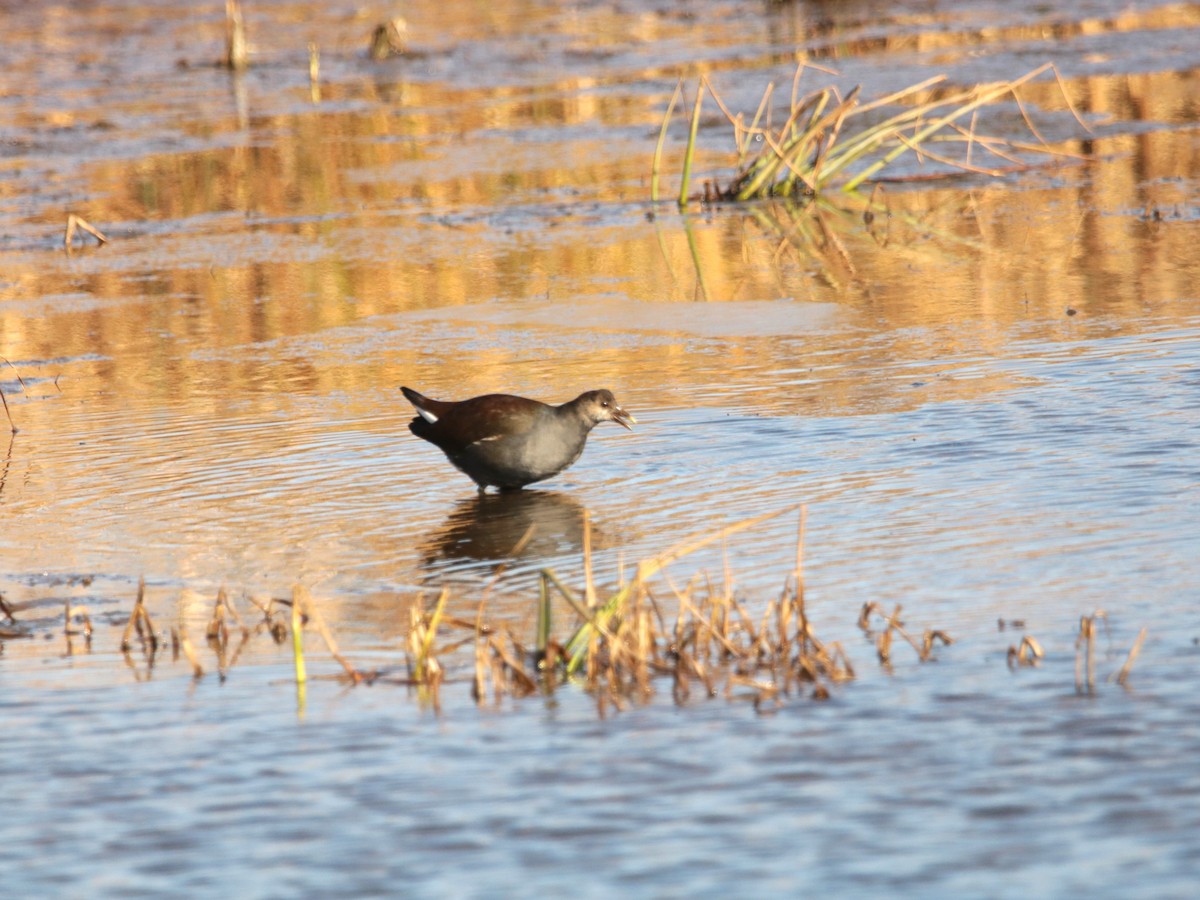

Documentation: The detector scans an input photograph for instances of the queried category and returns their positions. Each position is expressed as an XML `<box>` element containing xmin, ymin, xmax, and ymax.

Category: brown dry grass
<box><xmin>0</xmin><ymin>506</ymin><xmax>1158</xmax><ymax>710</ymax></box>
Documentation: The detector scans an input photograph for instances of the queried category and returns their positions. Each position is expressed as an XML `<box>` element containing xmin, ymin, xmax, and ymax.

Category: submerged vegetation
<box><xmin>654</xmin><ymin>62</ymin><xmax>1089</xmax><ymax>207</ymax></box>
<box><xmin>0</xmin><ymin>506</ymin><xmax>1150</xmax><ymax>715</ymax></box>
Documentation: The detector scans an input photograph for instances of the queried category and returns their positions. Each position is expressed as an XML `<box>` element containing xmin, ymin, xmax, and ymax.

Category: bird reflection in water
<box><xmin>419</xmin><ymin>490</ymin><xmax>612</xmax><ymax>580</ymax></box>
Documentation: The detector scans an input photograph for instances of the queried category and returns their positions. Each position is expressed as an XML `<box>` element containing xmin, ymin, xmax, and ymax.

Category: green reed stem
<box><xmin>678</xmin><ymin>82</ymin><xmax>705</xmax><ymax>209</ymax></box>
<box><xmin>291</xmin><ymin>586</ymin><xmax>307</xmax><ymax>685</ymax></box>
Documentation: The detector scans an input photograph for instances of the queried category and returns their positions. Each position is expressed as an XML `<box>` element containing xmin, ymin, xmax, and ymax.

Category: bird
<box><xmin>400</xmin><ymin>386</ymin><xmax>636</xmax><ymax>492</ymax></box>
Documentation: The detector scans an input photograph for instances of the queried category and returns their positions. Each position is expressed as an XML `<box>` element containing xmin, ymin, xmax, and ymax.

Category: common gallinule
<box><xmin>401</xmin><ymin>386</ymin><xmax>636</xmax><ymax>492</ymax></box>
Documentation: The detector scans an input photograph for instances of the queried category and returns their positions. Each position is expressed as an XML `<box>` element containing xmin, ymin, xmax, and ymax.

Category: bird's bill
<box><xmin>613</xmin><ymin>406</ymin><xmax>637</xmax><ymax>430</ymax></box>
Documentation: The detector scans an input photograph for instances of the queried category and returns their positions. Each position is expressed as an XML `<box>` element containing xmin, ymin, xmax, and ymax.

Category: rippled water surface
<box><xmin>3</xmin><ymin>0</ymin><xmax>1200</xmax><ymax>895</ymax></box>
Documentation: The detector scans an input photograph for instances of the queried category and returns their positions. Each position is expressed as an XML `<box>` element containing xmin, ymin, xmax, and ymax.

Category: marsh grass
<box><xmin>7</xmin><ymin>514</ymin><xmax>1157</xmax><ymax>710</ymax></box>
<box><xmin>658</xmin><ymin>62</ymin><xmax>1088</xmax><ymax>208</ymax></box>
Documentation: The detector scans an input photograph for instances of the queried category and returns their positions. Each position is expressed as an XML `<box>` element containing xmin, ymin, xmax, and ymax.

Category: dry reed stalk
<box><xmin>224</xmin><ymin>0</ymin><xmax>247</xmax><ymax>70</ymax></box>
<box><xmin>666</xmin><ymin>575</ymin><xmax>743</xmax><ymax>660</ymax></box>
<box><xmin>1007</xmin><ymin>635</ymin><xmax>1044</xmax><ymax>669</ymax></box>
<box><xmin>922</xmin><ymin>629</ymin><xmax>954</xmax><ymax>659</ymax></box>
<box><xmin>1115</xmin><ymin>627</ymin><xmax>1148</xmax><ymax>687</ymax></box>
<box><xmin>634</xmin><ymin>603</ymin><xmax>654</xmax><ymax>697</ymax></box>
<box><xmin>206</xmin><ymin>587</ymin><xmax>230</xmax><ymax>647</ymax></box>
<box><xmin>727</xmin><ymin>593</ymin><xmax>763</xmax><ymax>658</ymax></box>
<box><xmin>1075</xmin><ymin>611</ymin><xmax>1106</xmax><ymax>694</ymax></box>
<box><xmin>676</xmin><ymin>647</ymin><xmax>714</xmax><ymax>698</ymax></box>
<box><xmin>207</xmin><ymin>587</ymin><xmax>250</xmax><ymax>646</ymax></box>
<box><xmin>63</xmin><ymin>214</ymin><xmax>108</xmax><ymax>249</ymax></box>
<box><xmin>63</xmin><ymin>599</ymin><xmax>92</xmax><ymax>638</ymax></box>
<box><xmin>174</xmin><ymin>622</ymin><xmax>204</xmax><ymax>679</ymax></box>
<box><xmin>368</xmin><ymin>17</ymin><xmax>408</xmax><ymax>60</ymax></box>
<box><xmin>244</xmin><ymin>594</ymin><xmax>290</xmax><ymax>643</ymax></box>
<box><xmin>308</xmin><ymin>42</ymin><xmax>320</xmax><ymax>103</ymax></box>
<box><xmin>295</xmin><ymin>586</ymin><xmax>363</xmax><ymax>684</ymax></box>
<box><xmin>472</xmin><ymin>596</ymin><xmax>489</xmax><ymax>704</ymax></box>
<box><xmin>1075</xmin><ymin>617</ymin><xmax>1091</xmax><ymax>693</ymax></box>
<box><xmin>859</xmin><ymin>602</ymin><xmax>951</xmax><ymax>663</ymax></box>
<box><xmin>463</xmin><ymin>523</ymin><xmax>535</xmax><ymax>696</ymax></box>
<box><xmin>583</xmin><ymin>509</ymin><xmax>596</xmax><ymax>609</ymax></box>
<box><xmin>120</xmin><ymin>578</ymin><xmax>158</xmax><ymax>652</ymax></box>
<box><xmin>489</xmin><ymin>632</ymin><xmax>538</xmax><ymax>697</ymax></box>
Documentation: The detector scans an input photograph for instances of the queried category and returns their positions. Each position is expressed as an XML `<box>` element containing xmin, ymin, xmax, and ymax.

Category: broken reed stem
<box><xmin>1007</xmin><ymin>634</ymin><xmax>1043</xmax><ymax>669</ymax></box>
<box><xmin>1075</xmin><ymin>612</ymin><xmax>1103</xmax><ymax>694</ymax></box>
<box><xmin>206</xmin><ymin>586</ymin><xmax>232</xmax><ymax>646</ymax></box>
<box><xmin>583</xmin><ymin>508</ymin><xmax>596</xmax><ymax>609</ymax></box>
<box><xmin>858</xmin><ymin>601</ymin><xmax>952</xmax><ymax>663</ymax></box>
<box><xmin>175</xmin><ymin>622</ymin><xmax>204</xmax><ymax>679</ymax></box>
<box><xmin>1115</xmin><ymin>627</ymin><xmax>1148</xmax><ymax>687</ymax></box>
<box><xmin>64</xmin><ymin>214</ymin><xmax>108</xmax><ymax>249</ymax></box>
<box><xmin>473</xmin><ymin>596</ymin><xmax>489</xmax><ymax>703</ymax></box>
<box><xmin>296</xmin><ymin>585</ymin><xmax>362</xmax><ymax>684</ymax></box>
<box><xmin>308</xmin><ymin>42</ymin><xmax>320</xmax><ymax>102</ymax></box>
<box><xmin>63</xmin><ymin>599</ymin><xmax>93</xmax><ymax>639</ymax></box>
<box><xmin>221</xmin><ymin>588</ymin><xmax>249</xmax><ymax>637</ymax></box>
<box><xmin>224</xmin><ymin>0</ymin><xmax>248</xmax><ymax>70</ymax></box>
<box><xmin>120</xmin><ymin>577</ymin><xmax>158</xmax><ymax>652</ymax></box>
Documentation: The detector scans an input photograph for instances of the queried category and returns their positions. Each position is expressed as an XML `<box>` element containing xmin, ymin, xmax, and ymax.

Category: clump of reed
<box><xmin>530</xmin><ymin>506</ymin><xmax>855</xmax><ymax>712</ymax></box>
<box><xmin>10</xmin><ymin>512</ymin><xmax>1160</xmax><ymax>713</ymax></box>
<box><xmin>653</xmin><ymin>62</ymin><xmax>1087</xmax><ymax>208</ymax></box>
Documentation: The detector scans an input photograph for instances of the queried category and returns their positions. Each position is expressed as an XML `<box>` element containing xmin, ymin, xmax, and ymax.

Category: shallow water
<box><xmin>3</xmin><ymin>0</ymin><xmax>1200</xmax><ymax>894</ymax></box>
